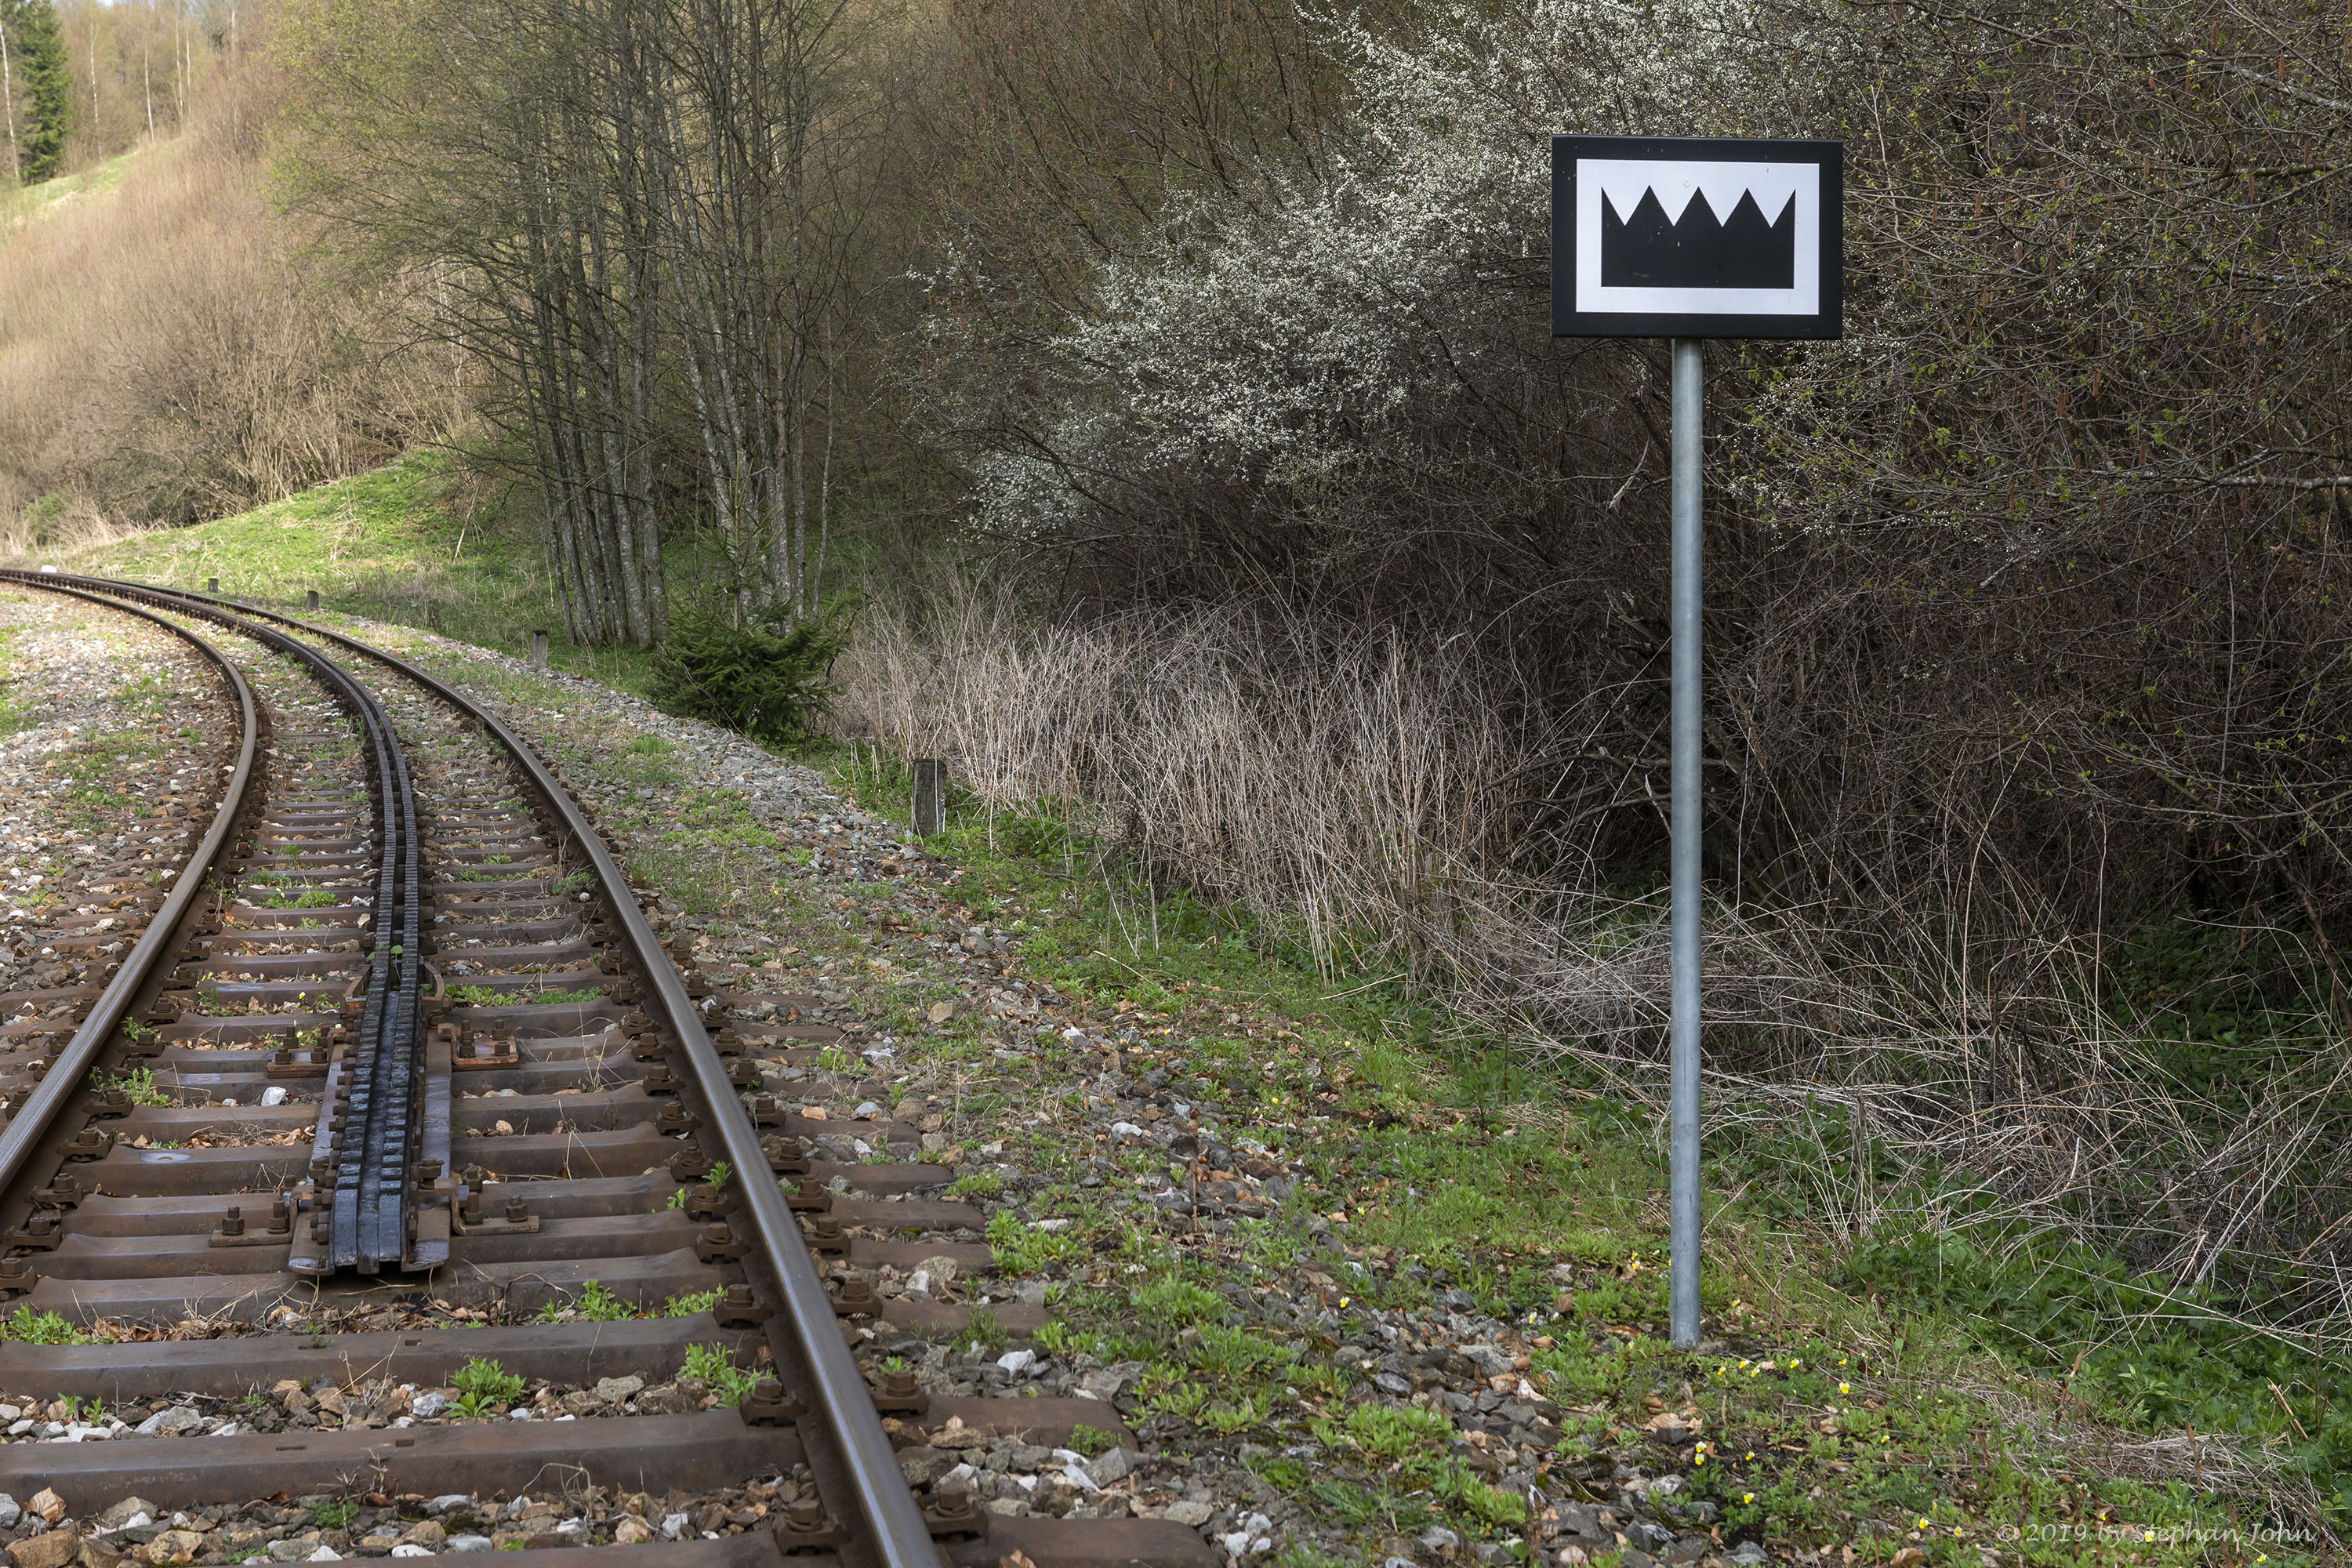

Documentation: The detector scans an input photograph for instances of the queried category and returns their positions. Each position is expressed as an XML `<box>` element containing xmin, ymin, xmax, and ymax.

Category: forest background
<box><xmin>9</xmin><ymin>0</ymin><xmax>2352</xmax><ymax>1516</ymax></box>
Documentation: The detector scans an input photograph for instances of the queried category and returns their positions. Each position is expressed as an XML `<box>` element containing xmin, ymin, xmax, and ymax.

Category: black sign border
<box><xmin>1551</xmin><ymin>135</ymin><xmax>1843</xmax><ymax>340</ymax></box>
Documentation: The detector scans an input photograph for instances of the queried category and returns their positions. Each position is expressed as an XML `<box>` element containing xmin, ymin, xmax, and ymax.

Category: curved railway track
<box><xmin>0</xmin><ymin>574</ymin><xmax>1213</xmax><ymax>1568</ymax></box>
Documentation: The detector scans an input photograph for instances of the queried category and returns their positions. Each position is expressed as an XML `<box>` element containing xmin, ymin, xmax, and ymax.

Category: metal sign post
<box><xmin>1552</xmin><ymin>136</ymin><xmax>1843</xmax><ymax>1348</ymax></box>
<box><xmin>1667</xmin><ymin>337</ymin><xmax>1704</xmax><ymax>1348</ymax></box>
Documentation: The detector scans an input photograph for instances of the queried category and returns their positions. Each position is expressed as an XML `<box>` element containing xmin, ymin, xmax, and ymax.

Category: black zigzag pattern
<box><xmin>1599</xmin><ymin>187</ymin><xmax>1795</xmax><ymax>289</ymax></box>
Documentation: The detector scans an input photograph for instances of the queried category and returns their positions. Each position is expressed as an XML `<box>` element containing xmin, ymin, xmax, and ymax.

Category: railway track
<box><xmin>0</xmin><ymin>574</ymin><xmax>1214</xmax><ymax>1568</ymax></box>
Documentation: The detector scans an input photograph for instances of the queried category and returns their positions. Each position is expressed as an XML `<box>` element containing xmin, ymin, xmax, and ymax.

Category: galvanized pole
<box><xmin>1668</xmin><ymin>337</ymin><xmax>1704</xmax><ymax>1348</ymax></box>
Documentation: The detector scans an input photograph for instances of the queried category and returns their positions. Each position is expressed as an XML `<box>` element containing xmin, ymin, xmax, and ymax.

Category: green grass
<box><xmin>446</xmin><ymin>983</ymin><xmax>600</xmax><ymax>1008</ymax></box>
<box><xmin>679</xmin><ymin>1342</ymin><xmax>762</xmax><ymax>1406</ymax></box>
<box><xmin>253</xmin><ymin>885</ymin><xmax>339</xmax><ymax>909</ymax></box>
<box><xmin>537</xmin><ymin>1279</ymin><xmax>634</xmax><ymax>1323</ymax></box>
<box><xmin>450</xmin><ymin>1356</ymin><xmax>525</xmax><ymax>1417</ymax></box>
<box><xmin>798</xmin><ymin>747</ymin><xmax>2336</xmax><ymax>1563</ymax></box>
<box><xmin>946</xmin><ymin>1168</ymin><xmax>1004</xmax><ymax>1201</ymax></box>
<box><xmin>0</xmin><ymin>148</ymin><xmax>143</xmax><ymax>232</ymax></box>
<box><xmin>39</xmin><ymin>448</ymin><xmax>662</xmax><ymax>696</ymax></box>
<box><xmin>307</xmin><ymin>1501</ymin><xmax>359</xmax><ymax>1532</ymax></box>
<box><xmin>987</xmin><ymin>1209</ymin><xmax>1080</xmax><ymax>1276</ymax></box>
<box><xmin>1065</xmin><ymin>1422</ymin><xmax>1118</xmax><ymax>1457</ymax></box>
<box><xmin>93</xmin><ymin>1067</ymin><xmax>171</xmax><ymax>1108</ymax></box>
<box><xmin>3</xmin><ymin>1307</ymin><xmax>88</xmax><ymax>1345</ymax></box>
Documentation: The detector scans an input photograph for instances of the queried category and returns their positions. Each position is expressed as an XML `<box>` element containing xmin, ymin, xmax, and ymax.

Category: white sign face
<box><xmin>1552</xmin><ymin>136</ymin><xmax>1842</xmax><ymax>339</ymax></box>
<box><xmin>1576</xmin><ymin>159</ymin><xmax>1820</xmax><ymax>317</ymax></box>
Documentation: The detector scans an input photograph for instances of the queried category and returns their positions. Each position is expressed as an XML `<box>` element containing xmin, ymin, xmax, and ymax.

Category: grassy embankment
<box><xmin>824</xmin><ymin>757</ymin><xmax>2331</xmax><ymax>1566</ymax></box>
<box><xmin>19</xmin><ymin>460</ymin><xmax>2346</xmax><ymax>1563</ymax></box>
<box><xmin>0</xmin><ymin>150</ymin><xmax>143</xmax><ymax>235</ymax></box>
<box><xmin>17</xmin><ymin>450</ymin><xmax>659</xmax><ymax>696</ymax></box>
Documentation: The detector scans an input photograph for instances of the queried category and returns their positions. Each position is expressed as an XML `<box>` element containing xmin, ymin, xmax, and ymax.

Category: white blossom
<box><xmin>931</xmin><ymin>0</ymin><xmax>1803</xmax><ymax>536</ymax></box>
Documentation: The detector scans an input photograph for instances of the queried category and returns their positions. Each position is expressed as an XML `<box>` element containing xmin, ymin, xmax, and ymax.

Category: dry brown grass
<box><xmin>841</xmin><ymin>574</ymin><xmax>1513</xmax><ymax>976</ymax></box>
<box><xmin>0</xmin><ymin>51</ymin><xmax>442</xmax><ymax>535</ymax></box>
<box><xmin>838</xmin><ymin>575</ymin><xmax>2352</xmax><ymax>1343</ymax></box>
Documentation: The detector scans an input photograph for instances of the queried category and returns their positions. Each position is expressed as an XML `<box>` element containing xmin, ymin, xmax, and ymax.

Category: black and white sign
<box><xmin>1551</xmin><ymin>136</ymin><xmax>1842</xmax><ymax>339</ymax></box>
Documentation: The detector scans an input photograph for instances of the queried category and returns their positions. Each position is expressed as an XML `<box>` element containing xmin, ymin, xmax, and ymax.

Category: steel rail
<box><xmin>13</xmin><ymin>573</ymin><xmax>428</xmax><ymax>1275</ymax></box>
<box><xmin>53</xmin><ymin>576</ymin><xmax>942</xmax><ymax>1568</ymax></box>
<box><xmin>0</xmin><ymin>572</ymin><xmax>260</xmax><ymax>1207</ymax></box>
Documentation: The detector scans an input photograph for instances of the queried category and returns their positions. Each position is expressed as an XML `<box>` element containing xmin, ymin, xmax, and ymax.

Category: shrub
<box><xmin>652</xmin><ymin>606</ymin><xmax>847</xmax><ymax>743</ymax></box>
<box><xmin>451</xmin><ymin>1357</ymin><xmax>526</xmax><ymax>1416</ymax></box>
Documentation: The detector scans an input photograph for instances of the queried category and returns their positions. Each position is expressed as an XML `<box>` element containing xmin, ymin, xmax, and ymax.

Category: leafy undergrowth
<box><xmin>802</xmin><ymin>746</ymin><xmax>2335</xmax><ymax>1566</ymax></box>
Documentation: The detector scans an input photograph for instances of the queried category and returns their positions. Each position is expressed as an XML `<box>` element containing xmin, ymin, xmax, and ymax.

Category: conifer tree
<box><xmin>2</xmin><ymin>0</ymin><xmax>70</xmax><ymax>183</ymax></box>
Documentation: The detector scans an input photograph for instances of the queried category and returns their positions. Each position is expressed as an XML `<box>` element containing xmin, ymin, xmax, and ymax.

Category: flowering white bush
<box><xmin>939</xmin><ymin>0</ymin><xmax>1798</xmax><ymax>539</ymax></box>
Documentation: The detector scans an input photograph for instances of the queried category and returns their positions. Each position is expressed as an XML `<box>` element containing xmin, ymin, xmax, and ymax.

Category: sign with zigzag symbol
<box><xmin>1542</xmin><ymin>130</ymin><xmax>1842</xmax><ymax>1349</ymax></box>
<box><xmin>1552</xmin><ymin>135</ymin><xmax>1843</xmax><ymax>339</ymax></box>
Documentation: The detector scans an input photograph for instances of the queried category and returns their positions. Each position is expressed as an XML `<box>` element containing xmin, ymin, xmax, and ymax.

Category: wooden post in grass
<box><xmin>531</xmin><ymin>630</ymin><xmax>549</xmax><ymax>672</ymax></box>
<box><xmin>911</xmin><ymin>760</ymin><xmax>947</xmax><ymax>837</ymax></box>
